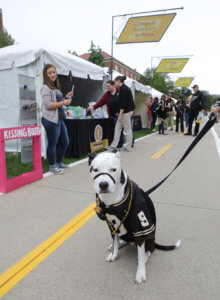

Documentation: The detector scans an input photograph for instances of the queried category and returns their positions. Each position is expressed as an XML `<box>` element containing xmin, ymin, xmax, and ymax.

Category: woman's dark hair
<box><xmin>106</xmin><ymin>80</ymin><xmax>115</xmax><ymax>85</ymax></box>
<box><xmin>161</xmin><ymin>94</ymin><xmax>166</xmax><ymax>101</ymax></box>
<box><xmin>43</xmin><ymin>64</ymin><xmax>61</xmax><ymax>90</ymax></box>
<box><xmin>115</xmin><ymin>75</ymin><xmax>126</xmax><ymax>83</ymax></box>
<box><xmin>154</xmin><ymin>97</ymin><xmax>159</xmax><ymax>103</ymax></box>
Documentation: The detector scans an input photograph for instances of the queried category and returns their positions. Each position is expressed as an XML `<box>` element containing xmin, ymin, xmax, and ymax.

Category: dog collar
<box><xmin>95</xmin><ymin>179</ymin><xmax>133</xmax><ymax>236</ymax></box>
<box><xmin>93</xmin><ymin>172</ymin><xmax>116</xmax><ymax>184</ymax></box>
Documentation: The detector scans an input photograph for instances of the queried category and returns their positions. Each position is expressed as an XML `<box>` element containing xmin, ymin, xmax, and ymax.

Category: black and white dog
<box><xmin>89</xmin><ymin>151</ymin><xmax>181</xmax><ymax>284</ymax></box>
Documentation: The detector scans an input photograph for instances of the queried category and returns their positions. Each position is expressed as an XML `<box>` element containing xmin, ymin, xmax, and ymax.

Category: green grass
<box><xmin>5</xmin><ymin>128</ymin><xmax>156</xmax><ymax>179</ymax></box>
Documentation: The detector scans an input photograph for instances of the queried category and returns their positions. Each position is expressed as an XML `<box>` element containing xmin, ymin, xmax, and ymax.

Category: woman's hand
<box><xmin>63</xmin><ymin>99</ymin><xmax>72</xmax><ymax>106</ymax></box>
<box><xmin>65</xmin><ymin>91</ymin><xmax>74</xmax><ymax>99</ymax></box>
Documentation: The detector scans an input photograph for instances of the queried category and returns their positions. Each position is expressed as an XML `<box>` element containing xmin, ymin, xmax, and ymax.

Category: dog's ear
<box><xmin>120</xmin><ymin>169</ymin><xmax>125</xmax><ymax>184</ymax></box>
<box><xmin>88</xmin><ymin>152</ymin><xmax>97</xmax><ymax>166</ymax></box>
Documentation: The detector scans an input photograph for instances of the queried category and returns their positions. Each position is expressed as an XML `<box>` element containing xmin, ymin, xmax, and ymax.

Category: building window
<box><xmin>121</xmin><ymin>67</ymin><xmax>124</xmax><ymax>74</ymax></box>
<box><xmin>115</xmin><ymin>65</ymin><xmax>118</xmax><ymax>71</ymax></box>
<box><xmin>130</xmin><ymin>73</ymin><xmax>133</xmax><ymax>79</ymax></box>
<box><xmin>126</xmin><ymin>70</ymin><xmax>129</xmax><ymax>76</ymax></box>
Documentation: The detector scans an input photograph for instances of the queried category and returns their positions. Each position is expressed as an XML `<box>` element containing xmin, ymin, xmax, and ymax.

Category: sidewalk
<box><xmin>0</xmin><ymin>125</ymin><xmax>219</xmax><ymax>299</ymax></box>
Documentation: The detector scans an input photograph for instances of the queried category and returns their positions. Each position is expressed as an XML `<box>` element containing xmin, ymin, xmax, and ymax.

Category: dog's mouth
<box><xmin>100</xmin><ymin>189</ymin><xmax>110</xmax><ymax>194</ymax></box>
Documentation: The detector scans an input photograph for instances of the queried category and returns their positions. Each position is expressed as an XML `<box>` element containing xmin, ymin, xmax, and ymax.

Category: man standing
<box><xmin>108</xmin><ymin>75</ymin><xmax>135</xmax><ymax>152</ymax></box>
<box><xmin>88</xmin><ymin>80</ymin><xmax>124</xmax><ymax>148</ymax></box>
<box><xmin>184</xmin><ymin>84</ymin><xmax>205</xmax><ymax>136</ymax></box>
<box><xmin>175</xmin><ymin>95</ymin><xmax>186</xmax><ymax>135</ymax></box>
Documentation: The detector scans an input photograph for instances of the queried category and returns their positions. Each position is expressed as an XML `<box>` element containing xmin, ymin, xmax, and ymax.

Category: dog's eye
<box><xmin>111</xmin><ymin>168</ymin><xmax>117</xmax><ymax>172</ymax></box>
<box><xmin>93</xmin><ymin>168</ymin><xmax>98</xmax><ymax>172</ymax></box>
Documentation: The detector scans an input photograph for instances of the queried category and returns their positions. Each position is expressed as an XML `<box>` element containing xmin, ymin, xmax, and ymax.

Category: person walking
<box><xmin>165</xmin><ymin>93</ymin><xmax>175</xmax><ymax>130</ymax></box>
<box><xmin>184</xmin><ymin>85</ymin><xmax>205</xmax><ymax>136</ymax></box>
<box><xmin>41</xmin><ymin>64</ymin><xmax>73</xmax><ymax>174</ymax></box>
<box><xmin>108</xmin><ymin>75</ymin><xmax>135</xmax><ymax>152</ymax></box>
<box><xmin>87</xmin><ymin>80</ymin><xmax>124</xmax><ymax>148</ymax></box>
<box><xmin>147</xmin><ymin>97</ymin><xmax>153</xmax><ymax>129</ymax></box>
<box><xmin>175</xmin><ymin>96</ymin><xmax>186</xmax><ymax>135</ymax></box>
<box><xmin>185</xmin><ymin>96</ymin><xmax>191</xmax><ymax>128</ymax></box>
<box><xmin>151</xmin><ymin>97</ymin><xmax>159</xmax><ymax>131</ymax></box>
<box><xmin>156</xmin><ymin>95</ymin><xmax>167</xmax><ymax>135</ymax></box>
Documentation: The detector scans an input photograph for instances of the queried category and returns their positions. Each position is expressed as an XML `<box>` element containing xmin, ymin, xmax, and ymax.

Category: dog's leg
<box><xmin>106</xmin><ymin>234</ymin><xmax>119</xmax><ymax>262</ymax></box>
<box><xmin>108</xmin><ymin>239</ymin><xmax>128</xmax><ymax>251</ymax></box>
<box><xmin>135</xmin><ymin>242</ymin><xmax>148</xmax><ymax>284</ymax></box>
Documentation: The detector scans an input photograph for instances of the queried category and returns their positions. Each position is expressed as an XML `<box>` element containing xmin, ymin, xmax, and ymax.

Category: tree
<box><xmin>151</xmin><ymin>73</ymin><xmax>169</xmax><ymax>94</ymax></box>
<box><xmin>0</xmin><ymin>28</ymin><xmax>15</xmax><ymax>48</ymax></box>
<box><xmin>68</xmin><ymin>50</ymin><xmax>78</xmax><ymax>56</ymax></box>
<box><xmin>88</xmin><ymin>41</ymin><xmax>106</xmax><ymax>67</ymax></box>
<box><xmin>139</xmin><ymin>68</ymin><xmax>152</xmax><ymax>86</ymax></box>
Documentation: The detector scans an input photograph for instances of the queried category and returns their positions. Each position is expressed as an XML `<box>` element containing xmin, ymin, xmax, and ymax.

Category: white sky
<box><xmin>1</xmin><ymin>0</ymin><xmax>220</xmax><ymax>94</ymax></box>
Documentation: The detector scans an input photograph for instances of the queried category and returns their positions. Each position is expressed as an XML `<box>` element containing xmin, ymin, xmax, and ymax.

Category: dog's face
<box><xmin>89</xmin><ymin>151</ymin><xmax>124</xmax><ymax>195</ymax></box>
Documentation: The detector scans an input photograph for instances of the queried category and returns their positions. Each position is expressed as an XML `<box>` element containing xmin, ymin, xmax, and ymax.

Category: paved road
<box><xmin>0</xmin><ymin>123</ymin><xmax>219</xmax><ymax>300</ymax></box>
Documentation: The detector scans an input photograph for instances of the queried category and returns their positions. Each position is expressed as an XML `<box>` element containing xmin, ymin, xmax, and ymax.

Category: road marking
<box><xmin>211</xmin><ymin>127</ymin><xmax>220</xmax><ymax>159</ymax></box>
<box><xmin>0</xmin><ymin>202</ymin><xmax>96</xmax><ymax>298</ymax></box>
<box><xmin>151</xmin><ymin>144</ymin><xmax>172</xmax><ymax>159</ymax></box>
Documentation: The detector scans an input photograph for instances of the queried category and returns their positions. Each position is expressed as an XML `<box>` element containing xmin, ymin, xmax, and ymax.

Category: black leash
<box><xmin>146</xmin><ymin>113</ymin><xmax>217</xmax><ymax>195</ymax></box>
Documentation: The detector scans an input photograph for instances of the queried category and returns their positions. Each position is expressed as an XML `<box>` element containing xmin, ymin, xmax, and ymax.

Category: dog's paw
<box><xmin>106</xmin><ymin>253</ymin><xmax>117</xmax><ymax>262</ymax></box>
<box><xmin>135</xmin><ymin>269</ymin><xmax>146</xmax><ymax>284</ymax></box>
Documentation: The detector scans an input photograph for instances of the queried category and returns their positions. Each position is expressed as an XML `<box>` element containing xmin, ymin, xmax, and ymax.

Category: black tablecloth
<box><xmin>64</xmin><ymin>118</ymin><xmax>114</xmax><ymax>158</ymax></box>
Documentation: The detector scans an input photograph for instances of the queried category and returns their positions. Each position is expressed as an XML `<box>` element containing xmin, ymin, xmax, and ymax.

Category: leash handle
<box><xmin>146</xmin><ymin>115</ymin><xmax>217</xmax><ymax>195</ymax></box>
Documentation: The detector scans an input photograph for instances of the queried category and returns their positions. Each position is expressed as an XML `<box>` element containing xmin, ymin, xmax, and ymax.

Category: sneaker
<box><xmin>184</xmin><ymin>132</ymin><xmax>191</xmax><ymax>136</ymax></box>
<box><xmin>56</xmin><ymin>163</ymin><xmax>69</xmax><ymax>169</ymax></box>
<box><xmin>152</xmin><ymin>129</ymin><xmax>156</xmax><ymax>132</ymax></box>
<box><xmin>179</xmin><ymin>133</ymin><xmax>184</xmax><ymax>136</ymax></box>
<box><xmin>193</xmin><ymin>133</ymin><xmax>198</xmax><ymax>137</ymax></box>
<box><xmin>120</xmin><ymin>146</ymin><xmax>130</xmax><ymax>152</ymax></box>
<box><xmin>49</xmin><ymin>167</ymin><xmax>64</xmax><ymax>175</ymax></box>
<box><xmin>105</xmin><ymin>146</ymin><xmax>116</xmax><ymax>150</ymax></box>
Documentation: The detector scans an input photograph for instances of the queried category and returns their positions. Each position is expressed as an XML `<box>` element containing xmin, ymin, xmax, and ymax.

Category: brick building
<box><xmin>79</xmin><ymin>51</ymin><xmax>141</xmax><ymax>81</ymax></box>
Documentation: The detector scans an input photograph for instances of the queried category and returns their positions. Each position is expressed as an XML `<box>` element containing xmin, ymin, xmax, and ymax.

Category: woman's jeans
<box><xmin>42</xmin><ymin>117</ymin><xmax>69</xmax><ymax>167</ymax></box>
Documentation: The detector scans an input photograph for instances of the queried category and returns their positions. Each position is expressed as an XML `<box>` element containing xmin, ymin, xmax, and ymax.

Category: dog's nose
<box><xmin>99</xmin><ymin>181</ymin><xmax>109</xmax><ymax>191</ymax></box>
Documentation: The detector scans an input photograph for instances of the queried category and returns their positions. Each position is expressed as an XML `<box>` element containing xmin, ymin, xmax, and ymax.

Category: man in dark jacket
<box><xmin>184</xmin><ymin>84</ymin><xmax>205</xmax><ymax>136</ymax></box>
<box><xmin>175</xmin><ymin>96</ymin><xmax>186</xmax><ymax>134</ymax></box>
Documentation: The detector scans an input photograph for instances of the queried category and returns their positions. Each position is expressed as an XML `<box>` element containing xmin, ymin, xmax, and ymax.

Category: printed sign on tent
<box><xmin>174</xmin><ymin>77</ymin><xmax>194</xmax><ymax>87</ymax></box>
<box><xmin>155</xmin><ymin>58</ymin><xmax>189</xmax><ymax>73</ymax></box>
<box><xmin>116</xmin><ymin>13</ymin><xmax>176</xmax><ymax>44</ymax></box>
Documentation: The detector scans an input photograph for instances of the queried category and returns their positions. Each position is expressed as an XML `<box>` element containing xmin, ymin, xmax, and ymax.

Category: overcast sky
<box><xmin>1</xmin><ymin>0</ymin><xmax>220</xmax><ymax>94</ymax></box>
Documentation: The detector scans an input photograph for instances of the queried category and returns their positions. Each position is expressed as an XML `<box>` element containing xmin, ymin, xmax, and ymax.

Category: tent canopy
<box><xmin>0</xmin><ymin>44</ymin><xmax>106</xmax><ymax>80</ymax></box>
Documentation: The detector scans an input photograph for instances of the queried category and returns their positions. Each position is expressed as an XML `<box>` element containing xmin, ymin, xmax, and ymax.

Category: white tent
<box><xmin>0</xmin><ymin>44</ymin><xmax>107</xmax><ymax>152</ymax></box>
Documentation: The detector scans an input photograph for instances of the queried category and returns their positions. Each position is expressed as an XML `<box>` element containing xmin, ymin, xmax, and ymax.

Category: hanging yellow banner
<box><xmin>116</xmin><ymin>13</ymin><xmax>176</xmax><ymax>44</ymax></box>
<box><xmin>155</xmin><ymin>58</ymin><xmax>189</xmax><ymax>73</ymax></box>
<box><xmin>174</xmin><ymin>77</ymin><xmax>194</xmax><ymax>87</ymax></box>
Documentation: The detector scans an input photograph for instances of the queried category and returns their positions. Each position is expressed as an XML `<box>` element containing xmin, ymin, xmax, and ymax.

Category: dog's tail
<box><xmin>154</xmin><ymin>239</ymin><xmax>181</xmax><ymax>251</ymax></box>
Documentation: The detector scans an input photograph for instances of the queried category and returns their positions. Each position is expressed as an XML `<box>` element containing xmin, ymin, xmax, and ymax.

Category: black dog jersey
<box><xmin>96</xmin><ymin>179</ymin><xmax>156</xmax><ymax>248</ymax></box>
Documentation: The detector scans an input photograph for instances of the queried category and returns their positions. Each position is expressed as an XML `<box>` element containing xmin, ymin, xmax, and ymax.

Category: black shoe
<box><xmin>193</xmin><ymin>133</ymin><xmax>198</xmax><ymax>137</ymax></box>
<box><xmin>184</xmin><ymin>132</ymin><xmax>191</xmax><ymax>136</ymax></box>
<box><xmin>158</xmin><ymin>132</ymin><xmax>161</xmax><ymax>134</ymax></box>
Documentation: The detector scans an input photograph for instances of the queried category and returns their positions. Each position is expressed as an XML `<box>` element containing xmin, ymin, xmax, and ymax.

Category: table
<box><xmin>64</xmin><ymin>118</ymin><xmax>114</xmax><ymax>158</ymax></box>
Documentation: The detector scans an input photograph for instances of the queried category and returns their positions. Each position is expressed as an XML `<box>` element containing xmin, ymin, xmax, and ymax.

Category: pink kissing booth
<box><xmin>0</xmin><ymin>126</ymin><xmax>43</xmax><ymax>193</ymax></box>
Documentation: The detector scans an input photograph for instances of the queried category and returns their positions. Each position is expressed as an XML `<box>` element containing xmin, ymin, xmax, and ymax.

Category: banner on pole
<box><xmin>155</xmin><ymin>58</ymin><xmax>189</xmax><ymax>73</ymax></box>
<box><xmin>174</xmin><ymin>77</ymin><xmax>194</xmax><ymax>87</ymax></box>
<box><xmin>116</xmin><ymin>13</ymin><xmax>176</xmax><ymax>44</ymax></box>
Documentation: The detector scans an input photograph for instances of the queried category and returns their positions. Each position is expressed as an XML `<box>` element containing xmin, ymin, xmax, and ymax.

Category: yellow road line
<box><xmin>0</xmin><ymin>202</ymin><xmax>96</xmax><ymax>299</ymax></box>
<box><xmin>151</xmin><ymin>144</ymin><xmax>172</xmax><ymax>159</ymax></box>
